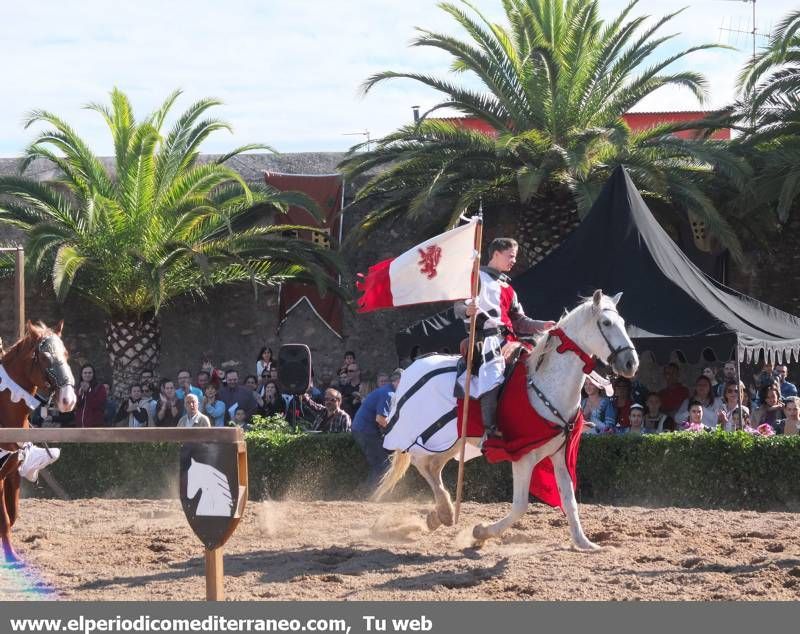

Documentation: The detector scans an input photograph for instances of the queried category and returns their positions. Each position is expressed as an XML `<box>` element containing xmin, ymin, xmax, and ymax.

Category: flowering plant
<box><xmin>681</xmin><ymin>421</ymin><xmax>706</xmax><ymax>432</ymax></box>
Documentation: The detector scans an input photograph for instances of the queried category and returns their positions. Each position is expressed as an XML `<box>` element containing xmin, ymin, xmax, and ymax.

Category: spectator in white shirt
<box><xmin>177</xmin><ymin>394</ymin><xmax>211</xmax><ymax>428</ymax></box>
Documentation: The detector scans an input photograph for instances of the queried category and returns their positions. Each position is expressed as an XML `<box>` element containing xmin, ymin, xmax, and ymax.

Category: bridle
<box><xmin>0</xmin><ymin>333</ymin><xmax>74</xmax><ymax>414</ymax></box>
<box><xmin>595</xmin><ymin>307</ymin><xmax>636</xmax><ymax>369</ymax></box>
<box><xmin>33</xmin><ymin>334</ymin><xmax>75</xmax><ymax>393</ymax></box>
<box><xmin>529</xmin><ymin>304</ymin><xmax>635</xmax><ymax>432</ymax></box>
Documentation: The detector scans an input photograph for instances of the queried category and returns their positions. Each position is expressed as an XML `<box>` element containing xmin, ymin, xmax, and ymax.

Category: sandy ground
<box><xmin>2</xmin><ymin>497</ymin><xmax>800</xmax><ymax>601</ymax></box>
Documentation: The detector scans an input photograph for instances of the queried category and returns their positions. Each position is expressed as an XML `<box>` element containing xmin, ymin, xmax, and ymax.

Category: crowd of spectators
<box><xmin>30</xmin><ymin>346</ymin><xmax>799</xmax><ymax>491</ymax></box>
<box><xmin>32</xmin><ymin>349</ymin><xmax>397</xmax><ymax>436</ymax></box>
<box><xmin>34</xmin><ymin>349</ymin><xmax>800</xmax><ymax>439</ymax></box>
<box><xmin>29</xmin><ymin>347</ymin><xmax>404</xmax><ymax>491</ymax></box>
<box><xmin>580</xmin><ymin>360</ymin><xmax>800</xmax><ymax>436</ymax></box>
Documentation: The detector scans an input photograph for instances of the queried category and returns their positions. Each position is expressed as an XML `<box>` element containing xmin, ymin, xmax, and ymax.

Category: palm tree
<box><xmin>0</xmin><ymin>88</ymin><xmax>344</xmax><ymax>397</ymax></box>
<box><xmin>341</xmin><ymin>0</ymin><xmax>747</xmax><ymax>262</ymax></box>
<box><xmin>736</xmin><ymin>9</ymin><xmax>800</xmax><ymax>223</ymax></box>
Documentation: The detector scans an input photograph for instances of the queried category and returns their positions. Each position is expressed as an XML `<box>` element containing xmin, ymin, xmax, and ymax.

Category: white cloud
<box><xmin>0</xmin><ymin>0</ymin><xmax>795</xmax><ymax>156</ymax></box>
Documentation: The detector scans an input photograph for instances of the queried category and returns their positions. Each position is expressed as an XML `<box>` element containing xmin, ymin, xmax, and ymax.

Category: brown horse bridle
<box><xmin>33</xmin><ymin>334</ymin><xmax>74</xmax><ymax>392</ymax></box>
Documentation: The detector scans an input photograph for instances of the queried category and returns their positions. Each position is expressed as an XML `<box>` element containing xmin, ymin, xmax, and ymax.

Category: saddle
<box><xmin>457</xmin><ymin>337</ymin><xmax>526</xmax><ymax>376</ymax></box>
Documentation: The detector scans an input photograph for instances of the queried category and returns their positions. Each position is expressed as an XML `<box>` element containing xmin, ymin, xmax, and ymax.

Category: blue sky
<box><xmin>0</xmin><ymin>0</ymin><xmax>794</xmax><ymax>157</ymax></box>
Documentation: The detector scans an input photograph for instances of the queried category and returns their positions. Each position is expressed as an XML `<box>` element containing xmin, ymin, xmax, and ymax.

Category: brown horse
<box><xmin>0</xmin><ymin>321</ymin><xmax>76</xmax><ymax>563</ymax></box>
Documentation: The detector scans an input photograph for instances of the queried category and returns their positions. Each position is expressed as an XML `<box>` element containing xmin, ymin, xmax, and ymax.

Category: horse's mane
<box><xmin>2</xmin><ymin>322</ymin><xmax>50</xmax><ymax>366</ymax></box>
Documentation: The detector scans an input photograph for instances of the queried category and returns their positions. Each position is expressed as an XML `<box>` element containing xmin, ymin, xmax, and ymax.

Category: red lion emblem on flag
<box><xmin>418</xmin><ymin>245</ymin><xmax>442</xmax><ymax>279</ymax></box>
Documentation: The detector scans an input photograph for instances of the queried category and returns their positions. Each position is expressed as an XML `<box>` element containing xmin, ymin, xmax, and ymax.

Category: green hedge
<box><xmin>22</xmin><ymin>432</ymin><xmax>800</xmax><ymax>510</ymax></box>
<box><xmin>578</xmin><ymin>432</ymin><xmax>800</xmax><ymax>510</ymax></box>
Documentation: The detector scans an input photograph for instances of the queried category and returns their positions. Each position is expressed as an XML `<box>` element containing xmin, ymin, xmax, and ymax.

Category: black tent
<box><xmin>396</xmin><ymin>166</ymin><xmax>800</xmax><ymax>365</ymax></box>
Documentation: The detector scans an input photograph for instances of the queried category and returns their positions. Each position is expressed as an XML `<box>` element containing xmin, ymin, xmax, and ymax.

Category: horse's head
<box><xmin>22</xmin><ymin>320</ymin><xmax>77</xmax><ymax>413</ymax></box>
<box><xmin>568</xmin><ymin>290</ymin><xmax>639</xmax><ymax>378</ymax></box>
<box><xmin>187</xmin><ymin>458</ymin><xmax>200</xmax><ymax>498</ymax></box>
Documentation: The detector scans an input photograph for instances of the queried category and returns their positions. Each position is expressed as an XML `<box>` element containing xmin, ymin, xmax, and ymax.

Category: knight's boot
<box><xmin>480</xmin><ymin>386</ymin><xmax>502</xmax><ymax>440</ymax></box>
<box><xmin>17</xmin><ymin>443</ymin><xmax>60</xmax><ymax>483</ymax></box>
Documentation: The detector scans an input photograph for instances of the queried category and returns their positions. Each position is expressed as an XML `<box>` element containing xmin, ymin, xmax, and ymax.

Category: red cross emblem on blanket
<box><xmin>418</xmin><ymin>245</ymin><xmax>442</xmax><ymax>279</ymax></box>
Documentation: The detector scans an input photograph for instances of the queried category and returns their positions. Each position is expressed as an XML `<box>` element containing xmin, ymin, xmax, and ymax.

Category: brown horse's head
<box><xmin>6</xmin><ymin>321</ymin><xmax>77</xmax><ymax>413</ymax></box>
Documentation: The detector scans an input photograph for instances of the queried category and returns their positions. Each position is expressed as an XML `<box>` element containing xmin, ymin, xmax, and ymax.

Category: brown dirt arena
<box><xmin>2</xmin><ymin>498</ymin><xmax>800</xmax><ymax>601</ymax></box>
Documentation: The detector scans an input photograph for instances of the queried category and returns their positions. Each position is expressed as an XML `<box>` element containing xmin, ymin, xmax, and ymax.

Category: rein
<box><xmin>548</xmin><ymin>328</ymin><xmax>595</xmax><ymax>374</ymax></box>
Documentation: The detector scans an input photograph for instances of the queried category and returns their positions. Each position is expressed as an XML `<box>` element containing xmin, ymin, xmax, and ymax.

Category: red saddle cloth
<box><xmin>456</xmin><ymin>358</ymin><xmax>584</xmax><ymax>509</ymax></box>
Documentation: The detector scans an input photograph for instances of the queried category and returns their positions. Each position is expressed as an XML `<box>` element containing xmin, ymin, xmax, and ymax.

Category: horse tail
<box><xmin>372</xmin><ymin>450</ymin><xmax>412</xmax><ymax>501</ymax></box>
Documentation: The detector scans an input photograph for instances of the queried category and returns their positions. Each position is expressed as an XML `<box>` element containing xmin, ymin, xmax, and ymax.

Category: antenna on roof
<box><xmin>342</xmin><ymin>130</ymin><xmax>372</xmax><ymax>151</ymax></box>
<box><xmin>717</xmin><ymin>0</ymin><xmax>771</xmax><ymax>128</ymax></box>
<box><xmin>717</xmin><ymin>0</ymin><xmax>768</xmax><ymax>68</ymax></box>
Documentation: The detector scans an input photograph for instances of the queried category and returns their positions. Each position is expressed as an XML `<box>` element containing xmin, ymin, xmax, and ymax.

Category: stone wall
<box><xmin>727</xmin><ymin>216</ymin><xmax>800</xmax><ymax>320</ymax></box>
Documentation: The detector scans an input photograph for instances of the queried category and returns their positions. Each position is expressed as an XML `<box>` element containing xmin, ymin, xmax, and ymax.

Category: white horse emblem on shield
<box><xmin>186</xmin><ymin>458</ymin><xmax>234</xmax><ymax>517</ymax></box>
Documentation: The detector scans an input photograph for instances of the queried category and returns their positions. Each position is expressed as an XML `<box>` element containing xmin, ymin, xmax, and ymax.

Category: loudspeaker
<box><xmin>277</xmin><ymin>344</ymin><xmax>312</xmax><ymax>394</ymax></box>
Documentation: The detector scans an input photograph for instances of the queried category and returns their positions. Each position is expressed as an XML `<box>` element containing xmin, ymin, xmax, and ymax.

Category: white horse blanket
<box><xmin>382</xmin><ymin>354</ymin><xmax>482</xmax><ymax>461</ymax></box>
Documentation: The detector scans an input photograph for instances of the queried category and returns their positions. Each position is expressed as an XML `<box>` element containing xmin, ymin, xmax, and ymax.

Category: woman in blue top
<box><xmin>202</xmin><ymin>384</ymin><xmax>226</xmax><ymax>427</ymax></box>
<box><xmin>581</xmin><ymin>377</ymin><xmax>617</xmax><ymax>433</ymax></box>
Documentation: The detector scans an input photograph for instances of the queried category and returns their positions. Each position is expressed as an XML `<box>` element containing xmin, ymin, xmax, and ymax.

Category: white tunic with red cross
<box><xmin>458</xmin><ymin>268</ymin><xmax>525</xmax><ymax>397</ymax></box>
<box><xmin>473</xmin><ymin>268</ymin><xmax>524</xmax><ymax>339</ymax></box>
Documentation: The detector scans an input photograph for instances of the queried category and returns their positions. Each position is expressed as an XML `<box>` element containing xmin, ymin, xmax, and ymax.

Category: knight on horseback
<box><xmin>454</xmin><ymin>237</ymin><xmax>555</xmax><ymax>440</ymax></box>
<box><xmin>0</xmin><ymin>358</ymin><xmax>64</xmax><ymax>483</ymax></box>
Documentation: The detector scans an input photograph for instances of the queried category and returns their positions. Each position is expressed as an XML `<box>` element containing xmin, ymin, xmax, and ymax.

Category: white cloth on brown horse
<box><xmin>0</xmin><ymin>364</ymin><xmax>43</xmax><ymax>410</ymax></box>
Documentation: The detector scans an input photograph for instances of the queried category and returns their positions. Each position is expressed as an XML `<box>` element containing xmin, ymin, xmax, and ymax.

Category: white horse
<box><xmin>376</xmin><ymin>290</ymin><xmax>639</xmax><ymax>551</ymax></box>
<box><xmin>187</xmin><ymin>458</ymin><xmax>234</xmax><ymax>517</ymax></box>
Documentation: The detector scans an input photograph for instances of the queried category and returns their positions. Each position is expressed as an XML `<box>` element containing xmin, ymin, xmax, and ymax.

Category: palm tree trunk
<box><xmin>105</xmin><ymin>315</ymin><xmax>161</xmax><ymax>401</ymax></box>
<box><xmin>514</xmin><ymin>191</ymin><xmax>580</xmax><ymax>269</ymax></box>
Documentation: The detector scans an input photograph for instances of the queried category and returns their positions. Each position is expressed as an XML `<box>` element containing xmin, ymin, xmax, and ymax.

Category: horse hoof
<box><xmin>426</xmin><ymin>510</ymin><xmax>442</xmax><ymax>531</ymax></box>
<box><xmin>437</xmin><ymin>507</ymin><xmax>454</xmax><ymax>527</ymax></box>
<box><xmin>472</xmin><ymin>524</ymin><xmax>489</xmax><ymax>541</ymax></box>
<box><xmin>574</xmin><ymin>541</ymin><xmax>602</xmax><ymax>552</ymax></box>
<box><xmin>3</xmin><ymin>550</ymin><xmax>23</xmax><ymax>566</ymax></box>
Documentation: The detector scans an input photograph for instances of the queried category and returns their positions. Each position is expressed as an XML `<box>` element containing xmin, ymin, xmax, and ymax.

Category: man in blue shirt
<box><xmin>176</xmin><ymin>369</ymin><xmax>203</xmax><ymax>401</ymax></box>
<box><xmin>776</xmin><ymin>365</ymin><xmax>798</xmax><ymax>399</ymax></box>
<box><xmin>352</xmin><ymin>369</ymin><xmax>402</xmax><ymax>492</ymax></box>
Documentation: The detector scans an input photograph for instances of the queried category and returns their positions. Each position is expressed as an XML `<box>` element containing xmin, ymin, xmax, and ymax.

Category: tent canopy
<box><xmin>396</xmin><ymin>167</ymin><xmax>800</xmax><ymax>365</ymax></box>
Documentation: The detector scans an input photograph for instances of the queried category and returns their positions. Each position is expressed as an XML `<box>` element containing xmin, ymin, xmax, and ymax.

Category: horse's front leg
<box><xmin>551</xmin><ymin>448</ymin><xmax>600</xmax><ymax>551</ymax></box>
<box><xmin>473</xmin><ymin>451</ymin><xmax>536</xmax><ymax>541</ymax></box>
<box><xmin>0</xmin><ymin>476</ymin><xmax>21</xmax><ymax>564</ymax></box>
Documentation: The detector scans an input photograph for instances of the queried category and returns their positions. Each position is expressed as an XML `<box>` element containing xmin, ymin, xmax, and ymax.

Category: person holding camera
<box><xmin>303</xmin><ymin>388</ymin><xmax>351</xmax><ymax>433</ymax></box>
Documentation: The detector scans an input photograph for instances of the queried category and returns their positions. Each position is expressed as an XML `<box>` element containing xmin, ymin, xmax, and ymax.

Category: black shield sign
<box><xmin>180</xmin><ymin>441</ymin><xmax>248</xmax><ymax>550</ymax></box>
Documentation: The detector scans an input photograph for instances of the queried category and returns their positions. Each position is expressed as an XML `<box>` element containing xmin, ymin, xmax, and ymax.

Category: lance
<box><xmin>453</xmin><ymin>213</ymin><xmax>484</xmax><ymax>524</ymax></box>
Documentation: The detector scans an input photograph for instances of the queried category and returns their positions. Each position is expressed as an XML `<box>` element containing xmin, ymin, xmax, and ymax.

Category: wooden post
<box><xmin>454</xmin><ymin>218</ymin><xmax>483</xmax><ymax>524</ymax></box>
<box><xmin>14</xmin><ymin>247</ymin><xmax>24</xmax><ymax>342</ymax></box>
<box><xmin>204</xmin><ymin>547</ymin><xmax>224</xmax><ymax>601</ymax></box>
<box><xmin>735</xmin><ymin>338</ymin><xmax>743</xmax><ymax>431</ymax></box>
